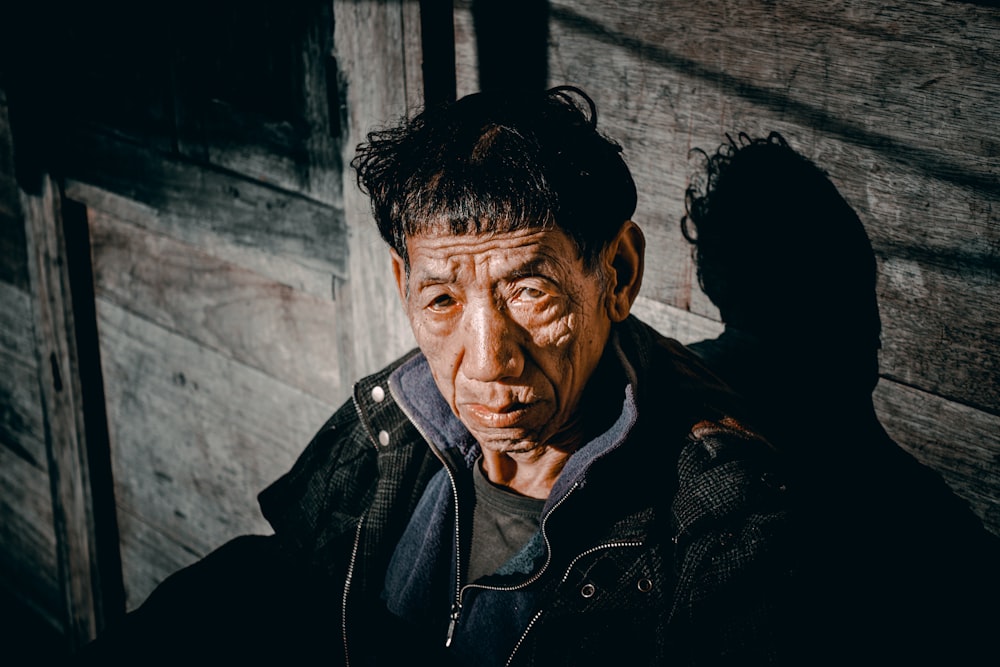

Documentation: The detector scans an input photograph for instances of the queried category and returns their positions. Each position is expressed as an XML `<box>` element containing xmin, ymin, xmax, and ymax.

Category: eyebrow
<box><xmin>507</xmin><ymin>258</ymin><xmax>559</xmax><ymax>280</ymax></box>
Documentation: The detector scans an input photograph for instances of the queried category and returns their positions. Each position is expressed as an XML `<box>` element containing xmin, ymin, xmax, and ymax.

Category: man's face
<box><xmin>393</xmin><ymin>227</ymin><xmax>618</xmax><ymax>455</ymax></box>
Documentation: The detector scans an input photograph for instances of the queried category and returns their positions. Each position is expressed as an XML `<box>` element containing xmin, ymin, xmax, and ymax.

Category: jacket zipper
<box><xmin>391</xmin><ymin>390</ymin><xmax>466</xmax><ymax>647</ymax></box>
<box><xmin>386</xmin><ymin>386</ymin><xmax>647</xmax><ymax>658</ymax></box>
<box><xmin>341</xmin><ymin>512</ymin><xmax>366</xmax><ymax>667</ymax></box>
<box><xmin>504</xmin><ymin>539</ymin><xmax>644</xmax><ymax>666</ymax></box>
<box><xmin>441</xmin><ymin>483</ymin><xmax>580</xmax><ymax>648</ymax></box>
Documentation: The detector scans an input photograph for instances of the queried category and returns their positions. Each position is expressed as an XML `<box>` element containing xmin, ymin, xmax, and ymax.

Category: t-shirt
<box><xmin>467</xmin><ymin>457</ymin><xmax>546</xmax><ymax>583</ymax></box>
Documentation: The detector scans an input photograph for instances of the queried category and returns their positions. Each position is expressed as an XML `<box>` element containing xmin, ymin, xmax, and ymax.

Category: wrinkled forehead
<box><xmin>401</xmin><ymin>225</ymin><xmax>587</xmax><ymax>280</ymax></box>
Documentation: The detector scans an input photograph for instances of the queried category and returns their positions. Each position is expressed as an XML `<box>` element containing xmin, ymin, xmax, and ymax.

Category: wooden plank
<box><xmin>0</xmin><ymin>280</ymin><xmax>48</xmax><ymax>471</ymax></box>
<box><xmin>453</xmin><ymin>3</ymin><xmax>479</xmax><ymax>97</ymax></box>
<box><xmin>114</xmin><ymin>507</ymin><xmax>203</xmax><ymax>612</ymax></box>
<box><xmin>0</xmin><ymin>280</ymin><xmax>39</xmax><ymax>364</ymax></box>
<box><xmin>876</xmin><ymin>252</ymin><xmax>999</xmax><ymax>414</ymax></box>
<box><xmin>0</xmin><ymin>347</ymin><xmax>47</xmax><ymax>471</ymax></box>
<box><xmin>332</xmin><ymin>0</ymin><xmax>421</xmax><ymax>385</ymax></box>
<box><xmin>0</xmin><ymin>443</ymin><xmax>63</xmax><ymax>631</ymax></box>
<box><xmin>1</xmin><ymin>86</ymin><xmax>29</xmax><ymax>290</ymax></box>
<box><xmin>546</xmin><ymin>1</ymin><xmax>999</xmax><ymax>193</ymax></box>
<box><xmin>61</xmin><ymin>132</ymin><xmax>347</xmax><ymax>302</ymax></box>
<box><xmin>96</xmin><ymin>299</ymin><xmax>332</xmax><ymax>606</ymax></box>
<box><xmin>21</xmin><ymin>174</ymin><xmax>100</xmax><ymax>646</ymax></box>
<box><xmin>631</xmin><ymin>295</ymin><xmax>724</xmax><ymax>346</ymax></box>
<box><xmin>873</xmin><ymin>378</ymin><xmax>1000</xmax><ymax>535</ymax></box>
<box><xmin>187</xmin><ymin>1</ymin><xmax>341</xmax><ymax>206</ymax></box>
<box><xmin>88</xmin><ymin>210</ymin><xmax>345</xmax><ymax>405</ymax></box>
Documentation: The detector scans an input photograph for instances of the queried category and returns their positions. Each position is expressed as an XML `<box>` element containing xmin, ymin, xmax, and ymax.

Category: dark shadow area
<box><xmin>682</xmin><ymin>133</ymin><xmax>1000</xmax><ymax>664</ymax></box>
<box><xmin>0</xmin><ymin>586</ymin><xmax>71</xmax><ymax>666</ymax></box>
<box><xmin>471</xmin><ymin>0</ymin><xmax>549</xmax><ymax>91</ymax></box>
<box><xmin>421</xmin><ymin>0</ymin><xmax>458</xmax><ymax>106</ymax></box>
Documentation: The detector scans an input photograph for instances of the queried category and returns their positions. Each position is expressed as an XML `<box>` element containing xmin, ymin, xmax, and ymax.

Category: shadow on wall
<box><xmin>682</xmin><ymin>133</ymin><xmax>1000</xmax><ymax>663</ymax></box>
<box><xmin>472</xmin><ymin>0</ymin><xmax>550</xmax><ymax>91</ymax></box>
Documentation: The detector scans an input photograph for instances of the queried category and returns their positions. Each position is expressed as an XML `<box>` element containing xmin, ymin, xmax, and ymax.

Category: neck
<box><xmin>479</xmin><ymin>445</ymin><xmax>577</xmax><ymax>499</ymax></box>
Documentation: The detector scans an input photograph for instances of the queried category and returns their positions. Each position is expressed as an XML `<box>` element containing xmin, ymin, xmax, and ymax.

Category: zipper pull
<box><xmin>445</xmin><ymin>601</ymin><xmax>461</xmax><ymax>647</ymax></box>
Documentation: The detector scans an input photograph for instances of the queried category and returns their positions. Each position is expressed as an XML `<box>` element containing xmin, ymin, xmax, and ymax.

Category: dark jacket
<box><xmin>75</xmin><ymin>317</ymin><xmax>794</xmax><ymax>666</ymax></box>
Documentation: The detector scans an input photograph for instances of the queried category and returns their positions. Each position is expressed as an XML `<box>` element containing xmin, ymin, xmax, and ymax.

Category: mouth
<box><xmin>461</xmin><ymin>401</ymin><xmax>534</xmax><ymax>429</ymax></box>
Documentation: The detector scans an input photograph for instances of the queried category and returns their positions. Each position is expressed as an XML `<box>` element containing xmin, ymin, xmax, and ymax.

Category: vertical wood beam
<box><xmin>332</xmin><ymin>0</ymin><xmax>427</xmax><ymax>383</ymax></box>
<box><xmin>21</xmin><ymin>175</ymin><xmax>101</xmax><ymax>648</ymax></box>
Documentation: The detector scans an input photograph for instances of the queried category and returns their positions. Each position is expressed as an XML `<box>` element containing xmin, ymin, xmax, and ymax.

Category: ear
<box><xmin>390</xmin><ymin>247</ymin><xmax>408</xmax><ymax>305</ymax></box>
<box><xmin>604</xmin><ymin>220</ymin><xmax>645</xmax><ymax>322</ymax></box>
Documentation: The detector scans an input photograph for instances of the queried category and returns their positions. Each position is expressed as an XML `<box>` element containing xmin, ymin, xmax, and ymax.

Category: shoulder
<box><xmin>257</xmin><ymin>349</ymin><xmax>423</xmax><ymax>557</ymax></box>
<box><xmin>668</xmin><ymin>418</ymin><xmax>795</xmax><ymax>662</ymax></box>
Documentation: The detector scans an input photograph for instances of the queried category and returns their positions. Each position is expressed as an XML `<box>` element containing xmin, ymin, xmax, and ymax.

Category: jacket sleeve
<box><xmin>257</xmin><ymin>396</ymin><xmax>381</xmax><ymax>575</ymax></box>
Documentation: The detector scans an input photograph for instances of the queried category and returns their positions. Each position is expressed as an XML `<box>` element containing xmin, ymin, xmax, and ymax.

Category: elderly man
<box><xmin>76</xmin><ymin>87</ymin><xmax>792</xmax><ymax>666</ymax></box>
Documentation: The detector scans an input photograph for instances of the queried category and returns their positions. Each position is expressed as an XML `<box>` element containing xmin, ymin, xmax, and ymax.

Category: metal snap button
<box><xmin>371</xmin><ymin>386</ymin><xmax>385</xmax><ymax>403</ymax></box>
<box><xmin>580</xmin><ymin>583</ymin><xmax>596</xmax><ymax>598</ymax></box>
<box><xmin>637</xmin><ymin>577</ymin><xmax>653</xmax><ymax>593</ymax></box>
<box><xmin>378</xmin><ymin>430</ymin><xmax>390</xmax><ymax>446</ymax></box>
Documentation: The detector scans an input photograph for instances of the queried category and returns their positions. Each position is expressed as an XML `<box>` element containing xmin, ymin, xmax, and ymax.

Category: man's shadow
<box><xmin>682</xmin><ymin>133</ymin><xmax>999</xmax><ymax>663</ymax></box>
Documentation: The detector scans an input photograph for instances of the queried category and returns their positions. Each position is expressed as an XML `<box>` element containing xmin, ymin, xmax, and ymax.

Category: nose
<box><xmin>460</xmin><ymin>300</ymin><xmax>525</xmax><ymax>382</ymax></box>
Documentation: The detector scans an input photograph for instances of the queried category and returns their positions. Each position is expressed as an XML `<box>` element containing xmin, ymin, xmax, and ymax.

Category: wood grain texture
<box><xmin>188</xmin><ymin>1</ymin><xmax>342</xmax><ymax>206</ymax></box>
<box><xmin>87</xmin><ymin>210</ymin><xmax>345</xmax><ymax>405</ymax></box>
<box><xmin>114</xmin><ymin>506</ymin><xmax>203</xmax><ymax>611</ymax></box>
<box><xmin>62</xmin><ymin>133</ymin><xmax>347</xmax><ymax>302</ymax></box>
<box><xmin>0</xmin><ymin>91</ymin><xmax>29</xmax><ymax>290</ymax></box>
<box><xmin>0</xmin><ymin>443</ymin><xmax>62</xmax><ymax>631</ymax></box>
<box><xmin>631</xmin><ymin>295</ymin><xmax>724</xmax><ymax>346</ymax></box>
<box><xmin>332</xmin><ymin>0</ymin><xmax>420</xmax><ymax>387</ymax></box>
<box><xmin>96</xmin><ymin>299</ymin><xmax>333</xmax><ymax>608</ymax></box>
<box><xmin>874</xmin><ymin>378</ymin><xmax>1000</xmax><ymax>534</ymax></box>
<box><xmin>0</xmin><ymin>348</ymin><xmax>47</xmax><ymax>473</ymax></box>
<box><xmin>21</xmin><ymin>175</ymin><xmax>100</xmax><ymax>646</ymax></box>
<box><xmin>0</xmin><ymin>281</ymin><xmax>48</xmax><ymax>470</ymax></box>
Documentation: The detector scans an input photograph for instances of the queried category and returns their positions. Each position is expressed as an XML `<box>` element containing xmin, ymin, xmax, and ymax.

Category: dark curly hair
<box><xmin>682</xmin><ymin>132</ymin><xmax>880</xmax><ymax>350</ymax></box>
<box><xmin>351</xmin><ymin>86</ymin><xmax>637</xmax><ymax>270</ymax></box>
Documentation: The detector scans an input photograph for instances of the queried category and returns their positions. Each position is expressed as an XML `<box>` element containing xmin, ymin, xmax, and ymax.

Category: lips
<box><xmin>460</xmin><ymin>401</ymin><xmax>535</xmax><ymax>429</ymax></box>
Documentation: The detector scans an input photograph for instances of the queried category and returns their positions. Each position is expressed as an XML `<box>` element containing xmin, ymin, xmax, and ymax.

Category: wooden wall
<box><xmin>456</xmin><ymin>0</ymin><xmax>1000</xmax><ymax>530</ymax></box>
<box><xmin>0</xmin><ymin>82</ymin><xmax>64</xmax><ymax>643</ymax></box>
<box><xmin>0</xmin><ymin>0</ymin><xmax>997</xmax><ymax>652</ymax></box>
<box><xmin>1</xmin><ymin>0</ymin><xmax>423</xmax><ymax>648</ymax></box>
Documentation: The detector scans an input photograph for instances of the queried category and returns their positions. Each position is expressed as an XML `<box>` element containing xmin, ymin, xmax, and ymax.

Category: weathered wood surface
<box><xmin>62</xmin><ymin>134</ymin><xmax>346</xmax><ymax>302</ymax></box>
<box><xmin>49</xmin><ymin>1</ymin><xmax>340</xmax><ymax>207</ymax></box>
<box><xmin>0</xmin><ymin>280</ymin><xmax>62</xmax><ymax>629</ymax></box>
<box><xmin>87</xmin><ymin>209</ymin><xmax>345</xmax><ymax>405</ymax></box>
<box><xmin>0</xmin><ymin>81</ymin><xmax>64</xmax><ymax>637</ymax></box>
<box><xmin>0</xmin><ymin>89</ymin><xmax>29</xmax><ymax>290</ymax></box>
<box><xmin>631</xmin><ymin>295</ymin><xmax>724</xmax><ymax>346</ymax></box>
<box><xmin>114</xmin><ymin>506</ymin><xmax>204</xmax><ymax>612</ymax></box>
<box><xmin>874</xmin><ymin>378</ymin><xmax>1000</xmax><ymax>532</ymax></box>
<box><xmin>332</xmin><ymin>0</ymin><xmax>422</xmax><ymax>383</ymax></box>
<box><xmin>0</xmin><ymin>442</ymin><xmax>62</xmax><ymax>628</ymax></box>
<box><xmin>173</xmin><ymin>1</ymin><xmax>341</xmax><ymax>205</ymax></box>
<box><xmin>0</xmin><ymin>282</ymin><xmax>48</xmax><ymax>469</ymax></box>
<box><xmin>21</xmin><ymin>175</ymin><xmax>101</xmax><ymax>646</ymax></box>
<box><xmin>97</xmin><ymin>299</ymin><xmax>332</xmax><ymax>608</ymax></box>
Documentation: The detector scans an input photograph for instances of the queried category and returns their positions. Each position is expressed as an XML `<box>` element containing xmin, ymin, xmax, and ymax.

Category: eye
<box><xmin>427</xmin><ymin>293</ymin><xmax>456</xmax><ymax>311</ymax></box>
<box><xmin>518</xmin><ymin>286</ymin><xmax>546</xmax><ymax>301</ymax></box>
